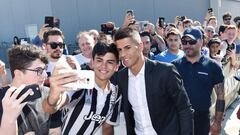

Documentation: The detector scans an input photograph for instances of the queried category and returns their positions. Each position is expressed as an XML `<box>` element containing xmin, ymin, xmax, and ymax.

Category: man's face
<box><xmin>183</xmin><ymin>23</ymin><xmax>192</xmax><ymax>30</ymax></box>
<box><xmin>226</xmin><ymin>29</ymin><xmax>237</xmax><ymax>43</ymax></box>
<box><xmin>208</xmin><ymin>19</ymin><xmax>217</xmax><ymax>28</ymax></box>
<box><xmin>20</xmin><ymin>59</ymin><xmax>47</xmax><ymax>86</ymax></box>
<box><xmin>223</xmin><ymin>17</ymin><xmax>231</xmax><ymax>25</ymax></box>
<box><xmin>45</xmin><ymin>35</ymin><xmax>64</xmax><ymax>59</ymax></box>
<box><xmin>182</xmin><ymin>36</ymin><xmax>202</xmax><ymax>57</ymax></box>
<box><xmin>209</xmin><ymin>43</ymin><xmax>220</xmax><ymax>55</ymax></box>
<box><xmin>92</xmin><ymin>53</ymin><xmax>118</xmax><ymax>82</ymax></box>
<box><xmin>141</xmin><ymin>36</ymin><xmax>151</xmax><ymax>55</ymax></box>
<box><xmin>78</xmin><ymin>36</ymin><xmax>94</xmax><ymax>58</ymax></box>
<box><xmin>205</xmin><ymin>27</ymin><xmax>215</xmax><ymax>39</ymax></box>
<box><xmin>167</xmin><ymin>34</ymin><xmax>181</xmax><ymax>51</ymax></box>
<box><xmin>115</xmin><ymin>37</ymin><xmax>143</xmax><ymax>68</ymax></box>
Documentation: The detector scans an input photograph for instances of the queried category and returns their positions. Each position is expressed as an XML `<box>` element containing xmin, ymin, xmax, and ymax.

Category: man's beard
<box><xmin>50</xmin><ymin>51</ymin><xmax>62</xmax><ymax>59</ymax></box>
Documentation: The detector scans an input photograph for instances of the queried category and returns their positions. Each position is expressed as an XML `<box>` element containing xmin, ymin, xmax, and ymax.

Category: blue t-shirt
<box><xmin>172</xmin><ymin>56</ymin><xmax>224</xmax><ymax>112</ymax></box>
<box><xmin>154</xmin><ymin>49</ymin><xmax>184</xmax><ymax>63</ymax></box>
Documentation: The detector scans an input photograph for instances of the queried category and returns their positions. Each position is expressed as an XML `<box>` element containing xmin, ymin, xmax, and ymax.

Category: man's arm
<box><xmin>166</xmin><ymin>65</ymin><xmax>194</xmax><ymax>135</ymax></box>
<box><xmin>102</xmin><ymin>122</ymin><xmax>114</xmax><ymax>135</ymax></box>
<box><xmin>211</xmin><ymin>82</ymin><xmax>225</xmax><ymax>135</ymax></box>
<box><xmin>42</xmin><ymin>65</ymin><xmax>79</xmax><ymax>114</ymax></box>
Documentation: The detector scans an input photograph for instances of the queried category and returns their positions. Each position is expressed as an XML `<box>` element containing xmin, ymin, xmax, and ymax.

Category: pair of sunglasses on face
<box><xmin>47</xmin><ymin>42</ymin><xmax>65</xmax><ymax>49</ymax></box>
<box><xmin>181</xmin><ymin>39</ymin><xmax>197</xmax><ymax>45</ymax></box>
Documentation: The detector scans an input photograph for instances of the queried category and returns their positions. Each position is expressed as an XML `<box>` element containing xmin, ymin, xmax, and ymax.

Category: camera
<box><xmin>208</xmin><ymin>8</ymin><xmax>213</xmax><ymax>13</ymax></box>
<box><xmin>101</xmin><ymin>22</ymin><xmax>115</xmax><ymax>35</ymax></box>
<box><xmin>227</xmin><ymin>44</ymin><xmax>235</xmax><ymax>51</ymax></box>
<box><xmin>180</xmin><ymin>16</ymin><xmax>186</xmax><ymax>21</ymax></box>
<box><xmin>44</xmin><ymin>16</ymin><xmax>60</xmax><ymax>28</ymax></box>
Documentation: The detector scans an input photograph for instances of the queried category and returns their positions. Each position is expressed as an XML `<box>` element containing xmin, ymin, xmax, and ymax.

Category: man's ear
<box><xmin>138</xmin><ymin>41</ymin><xmax>144</xmax><ymax>52</ymax></box>
<box><xmin>13</xmin><ymin>69</ymin><xmax>23</xmax><ymax>79</ymax></box>
<box><xmin>114</xmin><ymin>63</ymin><xmax>120</xmax><ymax>72</ymax></box>
<box><xmin>42</xmin><ymin>44</ymin><xmax>47</xmax><ymax>50</ymax></box>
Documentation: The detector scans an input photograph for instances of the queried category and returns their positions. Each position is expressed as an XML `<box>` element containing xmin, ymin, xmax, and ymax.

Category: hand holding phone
<box><xmin>208</xmin><ymin>8</ymin><xmax>213</xmax><ymax>13</ymax></box>
<box><xmin>58</xmin><ymin>69</ymin><xmax>95</xmax><ymax>90</ymax></box>
<box><xmin>158</xmin><ymin>17</ymin><xmax>165</xmax><ymax>28</ymax></box>
<box><xmin>45</xmin><ymin>16</ymin><xmax>54</xmax><ymax>28</ymax></box>
<box><xmin>14</xmin><ymin>84</ymin><xmax>41</xmax><ymax>103</ymax></box>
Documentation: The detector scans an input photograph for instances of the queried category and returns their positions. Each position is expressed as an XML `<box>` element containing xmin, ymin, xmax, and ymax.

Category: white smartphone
<box><xmin>59</xmin><ymin>69</ymin><xmax>95</xmax><ymax>90</ymax></box>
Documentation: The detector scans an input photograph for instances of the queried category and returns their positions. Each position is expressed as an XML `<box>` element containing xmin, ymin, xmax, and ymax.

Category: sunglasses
<box><xmin>224</xmin><ymin>18</ymin><xmax>231</xmax><ymax>21</ymax></box>
<box><xmin>47</xmin><ymin>42</ymin><xmax>65</xmax><ymax>49</ymax></box>
<box><xmin>181</xmin><ymin>39</ymin><xmax>197</xmax><ymax>45</ymax></box>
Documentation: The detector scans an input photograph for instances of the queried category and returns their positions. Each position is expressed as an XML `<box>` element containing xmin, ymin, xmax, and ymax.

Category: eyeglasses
<box><xmin>47</xmin><ymin>42</ymin><xmax>65</xmax><ymax>49</ymax></box>
<box><xmin>181</xmin><ymin>39</ymin><xmax>197</xmax><ymax>45</ymax></box>
<box><xmin>224</xmin><ymin>18</ymin><xmax>231</xmax><ymax>21</ymax></box>
<box><xmin>24</xmin><ymin>66</ymin><xmax>47</xmax><ymax>76</ymax></box>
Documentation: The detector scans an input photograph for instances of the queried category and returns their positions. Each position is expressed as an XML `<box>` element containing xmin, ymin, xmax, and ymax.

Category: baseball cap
<box><xmin>182</xmin><ymin>27</ymin><xmax>203</xmax><ymax>40</ymax></box>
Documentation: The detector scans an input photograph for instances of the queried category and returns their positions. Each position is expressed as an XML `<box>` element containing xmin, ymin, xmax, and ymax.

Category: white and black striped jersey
<box><xmin>61</xmin><ymin>83</ymin><xmax>121</xmax><ymax>135</ymax></box>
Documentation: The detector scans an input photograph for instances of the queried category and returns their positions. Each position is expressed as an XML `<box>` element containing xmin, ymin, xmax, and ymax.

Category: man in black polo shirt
<box><xmin>172</xmin><ymin>27</ymin><xmax>225</xmax><ymax>135</ymax></box>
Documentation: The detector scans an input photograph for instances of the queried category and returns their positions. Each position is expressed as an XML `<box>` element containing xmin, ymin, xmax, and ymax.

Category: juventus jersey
<box><xmin>62</xmin><ymin>83</ymin><xmax>121</xmax><ymax>135</ymax></box>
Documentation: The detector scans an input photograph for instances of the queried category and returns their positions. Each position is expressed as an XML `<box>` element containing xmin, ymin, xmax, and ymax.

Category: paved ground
<box><xmin>222</xmin><ymin>96</ymin><xmax>240</xmax><ymax>135</ymax></box>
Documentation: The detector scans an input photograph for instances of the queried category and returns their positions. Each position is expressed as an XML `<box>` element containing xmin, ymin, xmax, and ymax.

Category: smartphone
<box><xmin>158</xmin><ymin>17</ymin><xmax>165</xmax><ymax>28</ymax></box>
<box><xmin>208</xmin><ymin>8</ymin><xmax>213</xmax><ymax>13</ymax></box>
<box><xmin>45</xmin><ymin>16</ymin><xmax>54</xmax><ymax>28</ymax></box>
<box><xmin>59</xmin><ymin>69</ymin><xmax>95</xmax><ymax>90</ymax></box>
<box><xmin>15</xmin><ymin>84</ymin><xmax>41</xmax><ymax>103</ymax></box>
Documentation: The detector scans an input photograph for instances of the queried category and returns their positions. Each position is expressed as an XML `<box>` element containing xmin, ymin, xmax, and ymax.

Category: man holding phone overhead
<box><xmin>0</xmin><ymin>45</ymin><xmax>60</xmax><ymax>135</ymax></box>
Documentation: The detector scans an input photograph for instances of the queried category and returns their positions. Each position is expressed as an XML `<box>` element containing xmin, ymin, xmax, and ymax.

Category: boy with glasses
<box><xmin>0</xmin><ymin>45</ymin><xmax>60</xmax><ymax>134</ymax></box>
<box><xmin>172</xmin><ymin>27</ymin><xmax>225</xmax><ymax>135</ymax></box>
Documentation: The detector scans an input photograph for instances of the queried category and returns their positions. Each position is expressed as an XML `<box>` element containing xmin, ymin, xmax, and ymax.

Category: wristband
<box><xmin>216</xmin><ymin>100</ymin><xmax>225</xmax><ymax>112</ymax></box>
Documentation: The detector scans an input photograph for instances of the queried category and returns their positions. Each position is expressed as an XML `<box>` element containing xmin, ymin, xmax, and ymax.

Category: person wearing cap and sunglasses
<box><xmin>172</xmin><ymin>27</ymin><xmax>225</xmax><ymax>135</ymax></box>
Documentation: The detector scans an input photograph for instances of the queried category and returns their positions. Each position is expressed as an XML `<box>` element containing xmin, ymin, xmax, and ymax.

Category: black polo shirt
<box><xmin>172</xmin><ymin>56</ymin><xmax>224</xmax><ymax>112</ymax></box>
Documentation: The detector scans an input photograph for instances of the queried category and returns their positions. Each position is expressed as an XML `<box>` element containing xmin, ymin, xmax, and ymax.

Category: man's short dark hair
<box><xmin>222</xmin><ymin>12</ymin><xmax>232</xmax><ymax>20</ymax></box>
<box><xmin>183</xmin><ymin>19</ymin><xmax>193</xmax><ymax>25</ymax></box>
<box><xmin>218</xmin><ymin>25</ymin><xmax>227</xmax><ymax>36</ymax></box>
<box><xmin>114</xmin><ymin>27</ymin><xmax>141</xmax><ymax>45</ymax></box>
<box><xmin>8</xmin><ymin>45</ymin><xmax>48</xmax><ymax>77</ymax></box>
<box><xmin>139</xmin><ymin>31</ymin><xmax>152</xmax><ymax>42</ymax></box>
<box><xmin>92</xmin><ymin>42</ymin><xmax>119</xmax><ymax>63</ymax></box>
<box><xmin>43</xmin><ymin>28</ymin><xmax>64</xmax><ymax>43</ymax></box>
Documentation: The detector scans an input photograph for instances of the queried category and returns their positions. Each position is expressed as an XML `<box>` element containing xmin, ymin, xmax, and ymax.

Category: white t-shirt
<box><xmin>74</xmin><ymin>53</ymin><xmax>91</xmax><ymax>65</ymax></box>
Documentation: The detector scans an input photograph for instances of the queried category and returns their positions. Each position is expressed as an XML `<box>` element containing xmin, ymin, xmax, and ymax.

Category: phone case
<box><xmin>15</xmin><ymin>84</ymin><xmax>41</xmax><ymax>103</ymax></box>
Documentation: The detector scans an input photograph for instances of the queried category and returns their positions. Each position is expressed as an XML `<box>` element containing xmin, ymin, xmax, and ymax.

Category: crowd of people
<box><xmin>0</xmin><ymin>9</ymin><xmax>240</xmax><ymax>135</ymax></box>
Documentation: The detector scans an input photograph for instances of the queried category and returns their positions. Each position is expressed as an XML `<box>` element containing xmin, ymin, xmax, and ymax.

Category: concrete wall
<box><xmin>0</xmin><ymin>0</ymin><xmax>210</xmax><ymax>46</ymax></box>
<box><xmin>210</xmin><ymin>0</ymin><xmax>240</xmax><ymax>25</ymax></box>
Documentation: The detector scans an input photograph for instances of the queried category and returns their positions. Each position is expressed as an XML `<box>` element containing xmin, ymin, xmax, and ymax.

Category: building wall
<box><xmin>0</xmin><ymin>0</ymin><xmax>210</xmax><ymax>45</ymax></box>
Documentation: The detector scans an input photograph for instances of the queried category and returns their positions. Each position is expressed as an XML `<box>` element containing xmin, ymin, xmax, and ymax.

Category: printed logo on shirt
<box><xmin>198</xmin><ymin>72</ymin><xmax>208</xmax><ymax>76</ymax></box>
<box><xmin>83</xmin><ymin>111</ymin><xmax>106</xmax><ymax>124</ymax></box>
